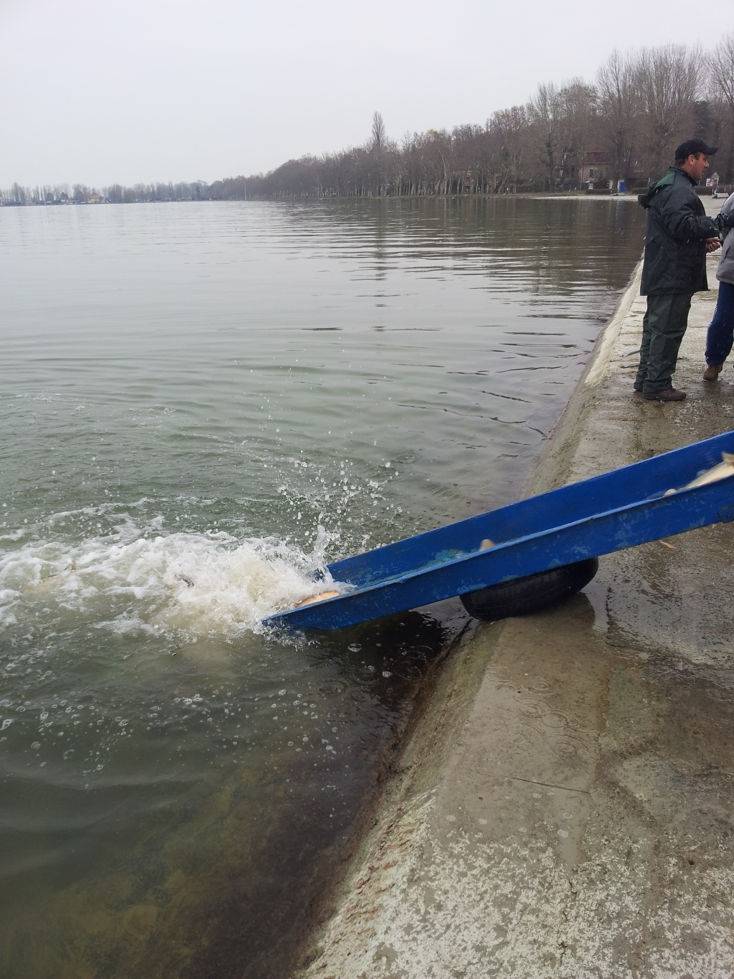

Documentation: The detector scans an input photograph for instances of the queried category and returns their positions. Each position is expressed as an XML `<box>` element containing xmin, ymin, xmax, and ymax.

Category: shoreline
<box><xmin>296</xmin><ymin>198</ymin><xmax>734</xmax><ymax>978</ymax></box>
<box><xmin>0</xmin><ymin>191</ymin><xmax>643</xmax><ymax>207</ymax></box>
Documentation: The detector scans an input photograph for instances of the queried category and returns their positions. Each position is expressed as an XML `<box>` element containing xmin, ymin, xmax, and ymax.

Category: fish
<box><xmin>292</xmin><ymin>589</ymin><xmax>341</xmax><ymax>608</ymax></box>
<box><xmin>682</xmin><ymin>451</ymin><xmax>734</xmax><ymax>489</ymax></box>
<box><xmin>665</xmin><ymin>452</ymin><xmax>734</xmax><ymax>495</ymax></box>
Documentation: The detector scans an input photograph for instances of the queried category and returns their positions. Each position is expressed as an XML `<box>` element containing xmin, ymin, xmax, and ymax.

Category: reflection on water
<box><xmin>0</xmin><ymin>197</ymin><xmax>643</xmax><ymax>976</ymax></box>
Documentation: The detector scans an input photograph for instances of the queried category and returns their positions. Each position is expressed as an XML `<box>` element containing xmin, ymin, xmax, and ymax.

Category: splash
<box><xmin>0</xmin><ymin>518</ymin><xmax>337</xmax><ymax>640</ymax></box>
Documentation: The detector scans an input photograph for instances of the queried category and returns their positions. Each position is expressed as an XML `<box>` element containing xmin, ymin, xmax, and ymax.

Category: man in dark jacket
<box><xmin>634</xmin><ymin>139</ymin><xmax>726</xmax><ymax>402</ymax></box>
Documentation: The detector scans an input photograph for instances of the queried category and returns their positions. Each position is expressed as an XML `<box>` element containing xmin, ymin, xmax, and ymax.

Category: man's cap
<box><xmin>675</xmin><ymin>138</ymin><xmax>718</xmax><ymax>160</ymax></box>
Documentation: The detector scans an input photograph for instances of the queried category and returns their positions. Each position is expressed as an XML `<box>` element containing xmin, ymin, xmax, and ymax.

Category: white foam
<box><xmin>0</xmin><ymin>521</ymin><xmax>337</xmax><ymax>640</ymax></box>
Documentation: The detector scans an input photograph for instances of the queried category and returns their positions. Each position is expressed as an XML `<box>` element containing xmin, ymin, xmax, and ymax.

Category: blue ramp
<box><xmin>265</xmin><ymin>431</ymin><xmax>734</xmax><ymax>632</ymax></box>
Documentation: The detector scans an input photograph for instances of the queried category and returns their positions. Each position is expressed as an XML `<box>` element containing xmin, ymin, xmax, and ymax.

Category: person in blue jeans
<box><xmin>704</xmin><ymin>190</ymin><xmax>734</xmax><ymax>381</ymax></box>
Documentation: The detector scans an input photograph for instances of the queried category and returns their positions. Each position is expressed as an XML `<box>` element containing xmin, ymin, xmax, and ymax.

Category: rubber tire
<box><xmin>460</xmin><ymin>557</ymin><xmax>599</xmax><ymax>622</ymax></box>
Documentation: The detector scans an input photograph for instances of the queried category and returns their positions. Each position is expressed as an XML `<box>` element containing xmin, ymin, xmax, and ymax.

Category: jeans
<box><xmin>705</xmin><ymin>280</ymin><xmax>734</xmax><ymax>367</ymax></box>
<box><xmin>635</xmin><ymin>291</ymin><xmax>693</xmax><ymax>394</ymax></box>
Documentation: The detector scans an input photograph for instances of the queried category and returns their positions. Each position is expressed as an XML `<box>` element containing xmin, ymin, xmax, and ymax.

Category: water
<box><xmin>0</xmin><ymin>197</ymin><xmax>644</xmax><ymax>977</ymax></box>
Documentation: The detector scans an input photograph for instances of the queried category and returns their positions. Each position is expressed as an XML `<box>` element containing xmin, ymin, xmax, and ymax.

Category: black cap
<box><xmin>674</xmin><ymin>138</ymin><xmax>718</xmax><ymax>161</ymax></box>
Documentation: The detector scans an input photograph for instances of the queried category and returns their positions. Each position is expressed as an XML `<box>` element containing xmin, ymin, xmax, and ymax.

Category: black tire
<box><xmin>460</xmin><ymin>557</ymin><xmax>599</xmax><ymax>621</ymax></box>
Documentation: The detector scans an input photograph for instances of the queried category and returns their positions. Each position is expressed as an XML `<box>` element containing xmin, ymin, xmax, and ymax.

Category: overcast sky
<box><xmin>1</xmin><ymin>0</ymin><xmax>722</xmax><ymax>188</ymax></box>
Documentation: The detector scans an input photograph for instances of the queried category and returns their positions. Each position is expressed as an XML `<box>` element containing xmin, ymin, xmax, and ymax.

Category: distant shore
<box><xmin>0</xmin><ymin>190</ymin><xmax>646</xmax><ymax>208</ymax></box>
<box><xmin>4</xmin><ymin>188</ymin><xmax>727</xmax><ymax>210</ymax></box>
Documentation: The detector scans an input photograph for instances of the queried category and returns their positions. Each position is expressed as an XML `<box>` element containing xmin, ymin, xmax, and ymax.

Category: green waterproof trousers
<box><xmin>634</xmin><ymin>291</ymin><xmax>693</xmax><ymax>395</ymax></box>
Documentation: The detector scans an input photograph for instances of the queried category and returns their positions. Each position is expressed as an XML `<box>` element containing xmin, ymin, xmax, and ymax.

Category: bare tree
<box><xmin>528</xmin><ymin>82</ymin><xmax>560</xmax><ymax>190</ymax></box>
<box><xmin>370</xmin><ymin>111</ymin><xmax>386</xmax><ymax>151</ymax></box>
<box><xmin>710</xmin><ymin>33</ymin><xmax>734</xmax><ymax>178</ymax></box>
<box><xmin>490</xmin><ymin>105</ymin><xmax>529</xmax><ymax>192</ymax></box>
<box><xmin>710</xmin><ymin>33</ymin><xmax>734</xmax><ymax>111</ymax></box>
<box><xmin>555</xmin><ymin>79</ymin><xmax>598</xmax><ymax>187</ymax></box>
<box><xmin>635</xmin><ymin>45</ymin><xmax>700</xmax><ymax>175</ymax></box>
<box><xmin>10</xmin><ymin>182</ymin><xmax>27</xmax><ymax>205</ymax></box>
<box><xmin>597</xmin><ymin>50</ymin><xmax>641</xmax><ymax>185</ymax></box>
<box><xmin>365</xmin><ymin>112</ymin><xmax>388</xmax><ymax>195</ymax></box>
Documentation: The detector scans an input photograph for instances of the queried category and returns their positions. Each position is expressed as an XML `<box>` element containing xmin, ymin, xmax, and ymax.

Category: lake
<box><xmin>0</xmin><ymin>196</ymin><xmax>644</xmax><ymax>977</ymax></box>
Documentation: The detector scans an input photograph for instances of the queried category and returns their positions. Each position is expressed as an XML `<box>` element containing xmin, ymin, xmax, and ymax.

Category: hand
<box><xmin>706</xmin><ymin>237</ymin><xmax>721</xmax><ymax>253</ymax></box>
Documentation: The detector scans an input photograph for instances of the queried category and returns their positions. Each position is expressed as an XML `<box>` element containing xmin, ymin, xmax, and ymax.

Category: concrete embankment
<box><xmin>298</xmin><ymin>199</ymin><xmax>734</xmax><ymax>979</ymax></box>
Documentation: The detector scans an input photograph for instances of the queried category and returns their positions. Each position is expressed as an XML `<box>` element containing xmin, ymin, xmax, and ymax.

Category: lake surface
<box><xmin>0</xmin><ymin>197</ymin><xmax>644</xmax><ymax>977</ymax></box>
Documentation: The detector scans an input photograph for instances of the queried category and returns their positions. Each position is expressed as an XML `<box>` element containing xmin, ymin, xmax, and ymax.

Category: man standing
<box><xmin>634</xmin><ymin>139</ymin><xmax>722</xmax><ymax>402</ymax></box>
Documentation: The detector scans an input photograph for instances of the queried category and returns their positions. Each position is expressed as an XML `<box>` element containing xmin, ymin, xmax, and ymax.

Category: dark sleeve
<box><xmin>657</xmin><ymin>186</ymin><xmax>718</xmax><ymax>241</ymax></box>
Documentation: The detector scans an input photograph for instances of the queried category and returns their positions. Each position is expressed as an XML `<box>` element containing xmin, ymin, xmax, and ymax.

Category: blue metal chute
<box><xmin>264</xmin><ymin>431</ymin><xmax>734</xmax><ymax>632</ymax></box>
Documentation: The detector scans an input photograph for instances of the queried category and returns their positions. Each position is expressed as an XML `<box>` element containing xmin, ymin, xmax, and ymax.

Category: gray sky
<box><xmin>1</xmin><ymin>0</ymin><xmax>722</xmax><ymax>188</ymax></box>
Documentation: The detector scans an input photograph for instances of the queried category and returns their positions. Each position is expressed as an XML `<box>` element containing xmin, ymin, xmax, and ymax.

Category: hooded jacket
<box><xmin>639</xmin><ymin>167</ymin><xmax>719</xmax><ymax>295</ymax></box>
<box><xmin>715</xmin><ymin>192</ymin><xmax>734</xmax><ymax>286</ymax></box>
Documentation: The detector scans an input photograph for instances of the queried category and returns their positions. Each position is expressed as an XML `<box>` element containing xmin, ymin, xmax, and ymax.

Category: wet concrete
<box><xmin>297</xmin><ymin>199</ymin><xmax>734</xmax><ymax>978</ymax></box>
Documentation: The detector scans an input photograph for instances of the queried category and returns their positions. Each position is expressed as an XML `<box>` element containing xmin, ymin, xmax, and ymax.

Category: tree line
<box><xmin>1</xmin><ymin>180</ymin><xmax>211</xmax><ymax>206</ymax></box>
<box><xmin>3</xmin><ymin>38</ymin><xmax>733</xmax><ymax>207</ymax></box>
